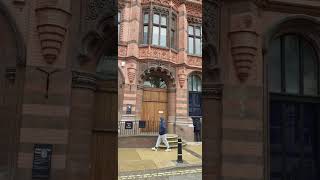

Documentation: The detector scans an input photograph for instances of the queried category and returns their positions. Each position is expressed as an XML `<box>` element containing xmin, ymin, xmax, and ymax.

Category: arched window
<box><xmin>188</xmin><ymin>74</ymin><xmax>201</xmax><ymax>92</ymax></box>
<box><xmin>268</xmin><ymin>34</ymin><xmax>320</xmax><ymax>179</ymax></box>
<box><xmin>268</xmin><ymin>34</ymin><xmax>319</xmax><ymax>95</ymax></box>
<box><xmin>143</xmin><ymin>75</ymin><xmax>167</xmax><ymax>88</ymax></box>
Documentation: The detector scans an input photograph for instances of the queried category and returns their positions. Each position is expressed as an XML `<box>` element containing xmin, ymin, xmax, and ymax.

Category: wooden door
<box><xmin>91</xmin><ymin>86</ymin><xmax>117</xmax><ymax>180</ymax></box>
<box><xmin>142</xmin><ymin>88</ymin><xmax>168</xmax><ymax>132</ymax></box>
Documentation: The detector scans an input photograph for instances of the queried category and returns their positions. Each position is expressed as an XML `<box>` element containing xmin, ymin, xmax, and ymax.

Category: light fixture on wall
<box><xmin>121</xmin><ymin>61</ymin><xmax>126</xmax><ymax>67</ymax></box>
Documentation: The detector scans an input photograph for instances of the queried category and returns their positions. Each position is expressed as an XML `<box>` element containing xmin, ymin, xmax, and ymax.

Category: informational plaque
<box><xmin>125</xmin><ymin>121</ymin><xmax>133</xmax><ymax>129</ymax></box>
<box><xmin>139</xmin><ymin>120</ymin><xmax>146</xmax><ymax>128</ymax></box>
<box><xmin>126</xmin><ymin>105</ymin><xmax>132</xmax><ymax>114</ymax></box>
<box><xmin>32</xmin><ymin>144</ymin><xmax>53</xmax><ymax>179</ymax></box>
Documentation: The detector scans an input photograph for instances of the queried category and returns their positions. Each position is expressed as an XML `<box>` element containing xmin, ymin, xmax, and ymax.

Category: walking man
<box><xmin>152</xmin><ymin>111</ymin><xmax>171</xmax><ymax>152</ymax></box>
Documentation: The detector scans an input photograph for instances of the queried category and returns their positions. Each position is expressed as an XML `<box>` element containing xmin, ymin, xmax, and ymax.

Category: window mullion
<box><xmin>299</xmin><ymin>37</ymin><xmax>303</xmax><ymax>95</ymax></box>
<box><xmin>149</xmin><ymin>7</ymin><xmax>153</xmax><ymax>45</ymax></box>
<box><xmin>281</xmin><ymin>36</ymin><xmax>285</xmax><ymax>93</ymax></box>
<box><xmin>193</xmin><ymin>26</ymin><xmax>196</xmax><ymax>54</ymax></box>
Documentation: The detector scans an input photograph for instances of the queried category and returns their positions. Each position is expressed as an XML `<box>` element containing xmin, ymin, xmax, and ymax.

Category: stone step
<box><xmin>158</xmin><ymin>134</ymin><xmax>186</xmax><ymax>148</ymax></box>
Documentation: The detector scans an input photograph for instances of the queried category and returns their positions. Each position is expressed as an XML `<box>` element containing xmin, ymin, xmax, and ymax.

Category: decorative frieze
<box><xmin>139</xmin><ymin>47</ymin><xmax>178</xmax><ymax>63</ymax></box>
<box><xmin>187</xmin><ymin>16</ymin><xmax>202</xmax><ymax>24</ymax></box>
<box><xmin>72</xmin><ymin>71</ymin><xmax>97</xmax><ymax>91</ymax></box>
<box><xmin>187</xmin><ymin>55</ymin><xmax>202</xmax><ymax>67</ymax></box>
<box><xmin>35</xmin><ymin>0</ymin><xmax>71</xmax><ymax>64</ymax></box>
<box><xmin>186</xmin><ymin>2</ymin><xmax>202</xmax><ymax>18</ymax></box>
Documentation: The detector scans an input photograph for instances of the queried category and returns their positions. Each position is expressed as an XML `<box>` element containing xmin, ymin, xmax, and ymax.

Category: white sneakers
<box><xmin>152</xmin><ymin>147</ymin><xmax>171</xmax><ymax>152</ymax></box>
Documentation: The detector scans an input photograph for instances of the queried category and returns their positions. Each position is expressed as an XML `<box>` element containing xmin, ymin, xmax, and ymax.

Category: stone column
<box><xmin>178</xmin><ymin>3</ymin><xmax>188</xmax><ymax>64</ymax></box>
<box><xmin>202</xmin><ymin>83</ymin><xmax>223</xmax><ymax>180</ymax></box>
<box><xmin>167</xmin><ymin>87</ymin><xmax>176</xmax><ymax>134</ymax></box>
<box><xmin>126</xmin><ymin>0</ymin><xmax>141</xmax><ymax>58</ymax></box>
<box><xmin>175</xmin><ymin>67</ymin><xmax>193</xmax><ymax>141</ymax></box>
<box><xmin>66</xmin><ymin>71</ymin><xmax>96</xmax><ymax>180</ymax></box>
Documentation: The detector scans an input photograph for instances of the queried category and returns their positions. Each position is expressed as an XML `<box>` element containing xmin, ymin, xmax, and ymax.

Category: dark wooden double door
<box><xmin>189</xmin><ymin>92</ymin><xmax>201</xmax><ymax>117</ymax></box>
<box><xmin>270</xmin><ymin>98</ymin><xmax>320</xmax><ymax>180</ymax></box>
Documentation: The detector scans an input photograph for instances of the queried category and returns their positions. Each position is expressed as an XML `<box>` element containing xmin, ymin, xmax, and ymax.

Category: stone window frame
<box><xmin>187</xmin><ymin>23</ymin><xmax>202</xmax><ymax>56</ymax></box>
<box><xmin>140</xmin><ymin>5</ymin><xmax>178</xmax><ymax>50</ymax></box>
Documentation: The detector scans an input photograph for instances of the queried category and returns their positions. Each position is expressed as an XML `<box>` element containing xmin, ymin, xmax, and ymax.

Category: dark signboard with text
<box><xmin>139</xmin><ymin>120</ymin><xmax>146</xmax><ymax>128</ymax></box>
<box><xmin>125</xmin><ymin>121</ymin><xmax>133</xmax><ymax>129</ymax></box>
<box><xmin>32</xmin><ymin>144</ymin><xmax>53</xmax><ymax>179</ymax></box>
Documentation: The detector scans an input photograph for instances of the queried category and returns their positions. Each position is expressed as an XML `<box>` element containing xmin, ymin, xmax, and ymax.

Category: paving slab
<box><xmin>118</xmin><ymin>144</ymin><xmax>202</xmax><ymax>173</ymax></box>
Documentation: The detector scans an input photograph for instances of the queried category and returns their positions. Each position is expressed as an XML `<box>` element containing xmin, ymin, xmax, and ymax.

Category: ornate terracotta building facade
<box><xmin>118</xmin><ymin>0</ymin><xmax>202</xmax><ymax>141</ymax></box>
<box><xmin>0</xmin><ymin>0</ymin><xmax>117</xmax><ymax>179</ymax></box>
<box><xmin>203</xmin><ymin>0</ymin><xmax>320</xmax><ymax>179</ymax></box>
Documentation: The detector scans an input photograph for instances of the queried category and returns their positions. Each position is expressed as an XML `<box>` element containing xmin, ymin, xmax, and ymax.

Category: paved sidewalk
<box><xmin>118</xmin><ymin>143</ymin><xmax>202</xmax><ymax>174</ymax></box>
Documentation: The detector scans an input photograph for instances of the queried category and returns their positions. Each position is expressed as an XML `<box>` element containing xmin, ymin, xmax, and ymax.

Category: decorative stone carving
<box><xmin>139</xmin><ymin>47</ymin><xmax>177</xmax><ymax>63</ymax></box>
<box><xmin>178</xmin><ymin>69</ymin><xmax>186</xmax><ymax>88</ymax></box>
<box><xmin>187</xmin><ymin>55</ymin><xmax>202</xmax><ymax>67</ymax></box>
<box><xmin>187</xmin><ymin>16</ymin><xmax>202</xmax><ymax>24</ymax></box>
<box><xmin>186</xmin><ymin>2</ymin><xmax>202</xmax><ymax>18</ymax></box>
<box><xmin>229</xmin><ymin>12</ymin><xmax>258</xmax><ymax>82</ymax></box>
<box><xmin>118</xmin><ymin>45</ymin><xmax>127</xmax><ymax>57</ymax></box>
<box><xmin>140</xmin><ymin>64</ymin><xmax>176</xmax><ymax>87</ymax></box>
<box><xmin>127</xmin><ymin>63</ymin><xmax>137</xmax><ymax>84</ymax></box>
<box><xmin>35</xmin><ymin>0</ymin><xmax>71</xmax><ymax>64</ymax></box>
<box><xmin>72</xmin><ymin>71</ymin><xmax>97</xmax><ymax>91</ymax></box>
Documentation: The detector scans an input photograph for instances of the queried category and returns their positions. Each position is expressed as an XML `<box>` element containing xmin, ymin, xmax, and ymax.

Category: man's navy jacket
<box><xmin>159</xmin><ymin>118</ymin><xmax>167</xmax><ymax>135</ymax></box>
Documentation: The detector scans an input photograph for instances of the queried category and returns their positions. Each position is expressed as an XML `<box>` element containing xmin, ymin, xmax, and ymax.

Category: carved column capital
<box><xmin>72</xmin><ymin>71</ymin><xmax>97</xmax><ymax>91</ymax></box>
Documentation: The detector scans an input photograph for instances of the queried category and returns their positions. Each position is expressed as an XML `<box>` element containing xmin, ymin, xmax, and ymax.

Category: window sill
<box><xmin>187</xmin><ymin>54</ymin><xmax>202</xmax><ymax>58</ymax></box>
<box><xmin>138</xmin><ymin>44</ymin><xmax>177</xmax><ymax>52</ymax></box>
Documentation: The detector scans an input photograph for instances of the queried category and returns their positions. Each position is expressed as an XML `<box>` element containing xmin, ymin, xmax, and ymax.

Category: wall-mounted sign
<box><xmin>125</xmin><ymin>121</ymin><xmax>133</xmax><ymax>129</ymax></box>
<box><xmin>139</xmin><ymin>121</ymin><xmax>146</xmax><ymax>128</ymax></box>
<box><xmin>32</xmin><ymin>144</ymin><xmax>53</xmax><ymax>179</ymax></box>
<box><xmin>126</xmin><ymin>105</ymin><xmax>132</xmax><ymax>114</ymax></box>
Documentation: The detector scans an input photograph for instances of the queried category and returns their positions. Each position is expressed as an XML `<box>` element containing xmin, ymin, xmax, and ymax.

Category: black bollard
<box><xmin>177</xmin><ymin>137</ymin><xmax>183</xmax><ymax>163</ymax></box>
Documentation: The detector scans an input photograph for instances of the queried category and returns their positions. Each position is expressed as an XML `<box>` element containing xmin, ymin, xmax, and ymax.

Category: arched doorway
<box><xmin>268</xmin><ymin>34</ymin><xmax>320</xmax><ymax>179</ymax></box>
<box><xmin>140</xmin><ymin>66</ymin><xmax>175</xmax><ymax>132</ymax></box>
